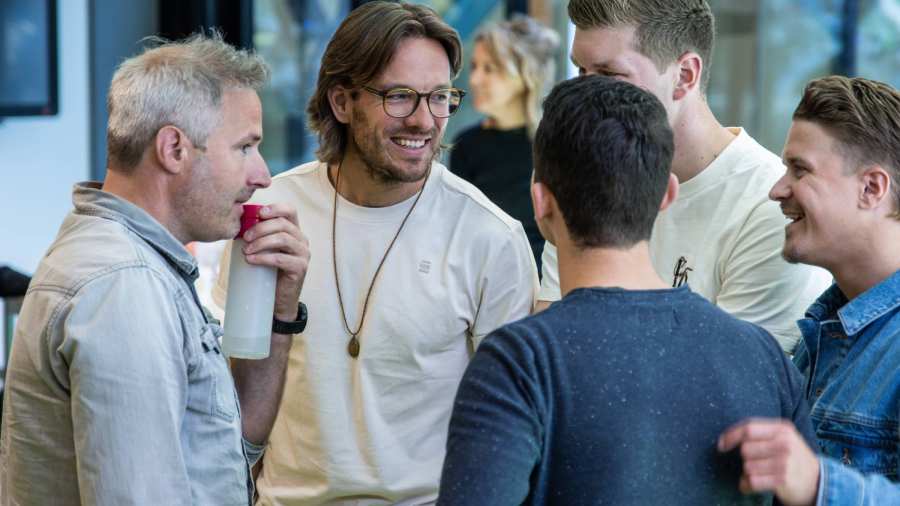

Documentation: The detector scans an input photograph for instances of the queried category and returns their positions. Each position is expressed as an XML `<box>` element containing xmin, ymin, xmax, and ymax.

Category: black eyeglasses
<box><xmin>362</xmin><ymin>86</ymin><xmax>466</xmax><ymax>119</ymax></box>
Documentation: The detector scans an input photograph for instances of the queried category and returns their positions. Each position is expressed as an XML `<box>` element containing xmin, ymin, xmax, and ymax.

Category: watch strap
<box><xmin>272</xmin><ymin>301</ymin><xmax>307</xmax><ymax>335</ymax></box>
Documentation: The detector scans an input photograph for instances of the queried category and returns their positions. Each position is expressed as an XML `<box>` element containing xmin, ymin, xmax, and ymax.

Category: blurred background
<box><xmin>2</xmin><ymin>0</ymin><xmax>900</xmax><ymax>352</ymax></box>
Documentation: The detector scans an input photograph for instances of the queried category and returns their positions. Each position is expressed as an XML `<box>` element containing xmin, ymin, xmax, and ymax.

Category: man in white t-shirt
<box><xmin>538</xmin><ymin>0</ymin><xmax>830</xmax><ymax>352</ymax></box>
<box><xmin>214</xmin><ymin>2</ymin><xmax>537</xmax><ymax>504</ymax></box>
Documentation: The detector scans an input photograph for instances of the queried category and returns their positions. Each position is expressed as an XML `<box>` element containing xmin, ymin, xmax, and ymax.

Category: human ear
<box><xmin>859</xmin><ymin>165</ymin><xmax>891</xmax><ymax>211</ymax></box>
<box><xmin>531</xmin><ymin>179</ymin><xmax>559</xmax><ymax>245</ymax></box>
<box><xmin>531</xmin><ymin>180</ymin><xmax>554</xmax><ymax>221</ymax></box>
<box><xmin>328</xmin><ymin>85</ymin><xmax>353</xmax><ymax>124</ymax></box>
<box><xmin>155</xmin><ymin>125</ymin><xmax>190</xmax><ymax>175</ymax></box>
<box><xmin>659</xmin><ymin>173</ymin><xmax>680</xmax><ymax>211</ymax></box>
<box><xmin>673</xmin><ymin>52</ymin><xmax>702</xmax><ymax>101</ymax></box>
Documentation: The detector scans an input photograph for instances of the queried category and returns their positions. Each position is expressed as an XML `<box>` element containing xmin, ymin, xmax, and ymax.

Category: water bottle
<box><xmin>222</xmin><ymin>204</ymin><xmax>277</xmax><ymax>359</ymax></box>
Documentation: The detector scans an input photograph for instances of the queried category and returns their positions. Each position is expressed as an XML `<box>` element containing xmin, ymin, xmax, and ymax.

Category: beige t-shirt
<box><xmin>539</xmin><ymin>128</ymin><xmax>831</xmax><ymax>352</ymax></box>
<box><xmin>214</xmin><ymin>161</ymin><xmax>537</xmax><ymax>505</ymax></box>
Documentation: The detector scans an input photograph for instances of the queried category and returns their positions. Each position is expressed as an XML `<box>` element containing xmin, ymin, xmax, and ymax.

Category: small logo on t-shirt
<box><xmin>418</xmin><ymin>260</ymin><xmax>431</xmax><ymax>274</ymax></box>
<box><xmin>672</xmin><ymin>256</ymin><xmax>692</xmax><ymax>287</ymax></box>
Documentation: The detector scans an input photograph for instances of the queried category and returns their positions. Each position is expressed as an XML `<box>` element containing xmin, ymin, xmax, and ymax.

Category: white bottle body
<box><xmin>222</xmin><ymin>239</ymin><xmax>277</xmax><ymax>359</ymax></box>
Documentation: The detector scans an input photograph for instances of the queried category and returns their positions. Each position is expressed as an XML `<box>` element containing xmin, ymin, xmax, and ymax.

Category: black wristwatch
<box><xmin>272</xmin><ymin>301</ymin><xmax>307</xmax><ymax>334</ymax></box>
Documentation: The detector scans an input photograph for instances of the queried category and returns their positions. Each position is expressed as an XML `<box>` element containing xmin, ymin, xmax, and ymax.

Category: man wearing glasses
<box><xmin>214</xmin><ymin>2</ymin><xmax>537</xmax><ymax>504</ymax></box>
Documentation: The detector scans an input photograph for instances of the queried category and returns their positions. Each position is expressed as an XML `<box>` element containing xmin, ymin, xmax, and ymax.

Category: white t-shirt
<box><xmin>539</xmin><ymin>128</ymin><xmax>831</xmax><ymax>352</ymax></box>
<box><xmin>214</xmin><ymin>161</ymin><xmax>537</xmax><ymax>505</ymax></box>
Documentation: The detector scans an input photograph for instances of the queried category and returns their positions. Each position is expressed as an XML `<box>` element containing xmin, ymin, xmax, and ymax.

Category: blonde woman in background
<box><xmin>450</xmin><ymin>15</ymin><xmax>559</xmax><ymax>270</ymax></box>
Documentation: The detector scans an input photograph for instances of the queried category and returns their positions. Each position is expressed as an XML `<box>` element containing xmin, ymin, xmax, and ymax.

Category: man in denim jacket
<box><xmin>0</xmin><ymin>34</ymin><xmax>310</xmax><ymax>505</ymax></box>
<box><xmin>719</xmin><ymin>76</ymin><xmax>900</xmax><ymax>505</ymax></box>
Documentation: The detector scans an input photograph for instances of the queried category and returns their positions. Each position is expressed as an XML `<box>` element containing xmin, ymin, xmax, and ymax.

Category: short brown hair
<box><xmin>567</xmin><ymin>0</ymin><xmax>715</xmax><ymax>91</ymax></box>
<box><xmin>308</xmin><ymin>1</ymin><xmax>462</xmax><ymax>165</ymax></box>
<box><xmin>794</xmin><ymin>75</ymin><xmax>900</xmax><ymax>218</ymax></box>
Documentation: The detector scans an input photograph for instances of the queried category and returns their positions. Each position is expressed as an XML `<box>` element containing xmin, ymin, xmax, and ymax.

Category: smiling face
<box><xmin>174</xmin><ymin>88</ymin><xmax>271</xmax><ymax>242</ymax></box>
<box><xmin>769</xmin><ymin>120</ymin><xmax>864</xmax><ymax>269</ymax></box>
<box><xmin>345</xmin><ymin>36</ymin><xmax>451</xmax><ymax>184</ymax></box>
<box><xmin>571</xmin><ymin>25</ymin><xmax>678</xmax><ymax>120</ymax></box>
<box><xmin>469</xmin><ymin>41</ymin><xmax>525</xmax><ymax>119</ymax></box>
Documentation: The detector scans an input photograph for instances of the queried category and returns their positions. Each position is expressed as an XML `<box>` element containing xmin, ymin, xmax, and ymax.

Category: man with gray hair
<box><xmin>0</xmin><ymin>33</ymin><xmax>310</xmax><ymax>505</ymax></box>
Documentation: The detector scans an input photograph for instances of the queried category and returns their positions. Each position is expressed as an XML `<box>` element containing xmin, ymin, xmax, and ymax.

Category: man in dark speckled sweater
<box><xmin>437</xmin><ymin>75</ymin><xmax>816</xmax><ymax>505</ymax></box>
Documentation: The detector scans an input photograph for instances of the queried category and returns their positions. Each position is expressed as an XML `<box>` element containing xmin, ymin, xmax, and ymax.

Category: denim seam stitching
<box><xmin>812</xmin><ymin>409</ymin><xmax>899</xmax><ymax>430</ymax></box>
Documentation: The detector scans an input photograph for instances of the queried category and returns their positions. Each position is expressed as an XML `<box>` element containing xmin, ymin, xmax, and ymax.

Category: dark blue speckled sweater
<box><xmin>439</xmin><ymin>286</ymin><xmax>815</xmax><ymax>505</ymax></box>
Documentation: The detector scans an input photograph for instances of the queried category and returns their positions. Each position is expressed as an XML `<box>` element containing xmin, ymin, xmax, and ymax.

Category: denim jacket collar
<box><xmin>838</xmin><ymin>270</ymin><xmax>900</xmax><ymax>335</ymax></box>
<box><xmin>804</xmin><ymin>269</ymin><xmax>900</xmax><ymax>336</ymax></box>
<box><xmin>72</xmin><ymin>182</ymin><xmax>199</xmax><ymax>280</ymax></box>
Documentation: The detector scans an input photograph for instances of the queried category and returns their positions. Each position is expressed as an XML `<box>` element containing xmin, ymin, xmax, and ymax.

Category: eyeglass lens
<box><xmin>383</xmin><ymin>89</ymin><xmax>462</xmax><ymax>118</ymax></box>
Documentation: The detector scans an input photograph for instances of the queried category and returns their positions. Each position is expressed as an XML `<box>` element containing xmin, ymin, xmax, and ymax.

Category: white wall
<box><xmin>0</xmin><ymin>0</ymin><xmax>90</xmax><ymax>275</ymax></box>
<box><xmin>0</xmin><ymin>0</ymin><xmax>87</xmax><ymax>359</ymax></box>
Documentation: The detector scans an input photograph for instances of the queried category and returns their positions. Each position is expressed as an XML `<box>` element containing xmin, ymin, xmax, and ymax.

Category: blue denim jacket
<box><xmin>0</xmin><ymin>183</ymin><xmax>261</xmax><ymax>505</ymax></box>
<box><xmin>793</xmin><ymin>271</ymin><xmax>900</xmax><ymax>505</ymax></box>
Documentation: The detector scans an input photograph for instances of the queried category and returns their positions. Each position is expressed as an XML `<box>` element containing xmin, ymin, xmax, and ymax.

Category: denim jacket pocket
<box><xmin>816</xmin><ymin>416</ymin><xmax>898</xmax><ymax>480</ymax></box>
<box><xmin>186</xmin><ymin>325</ymin><xmax>239</xmax><ymax>422</ymax></box>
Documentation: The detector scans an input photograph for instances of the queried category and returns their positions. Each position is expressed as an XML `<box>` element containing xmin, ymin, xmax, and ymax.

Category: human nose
<box><xmin>249</xmin><ymin>154</ymin><xmax>272</xmax><ymax>189</ymax></box>
<box><xmin>404</xmin><ymin>94</ymin><xmax>436</xmax><ymax>129</ymax></box>
<box><xmin>769</xmin><ymin>173</ymin><xmax>790</xmax><ymax>202</ymax></box>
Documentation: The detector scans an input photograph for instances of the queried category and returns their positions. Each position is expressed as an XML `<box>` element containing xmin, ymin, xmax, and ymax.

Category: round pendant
<box><xmin>347</xmin><ymin>336</ymin><xmax>360</xmax><ymax>358</ymax></box>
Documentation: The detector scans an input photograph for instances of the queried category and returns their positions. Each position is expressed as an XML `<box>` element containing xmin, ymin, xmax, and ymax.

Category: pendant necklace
<box><xmin>331</xmin><ymin>159</ymin><xmax>428</xmax><ymax>358</ymax></box>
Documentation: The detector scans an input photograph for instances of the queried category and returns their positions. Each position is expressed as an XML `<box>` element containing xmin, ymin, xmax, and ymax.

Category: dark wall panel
<box><xmin>89</xmin><ymin>0</ymin><xmax>159</xmax><ymax>180</ymax></box>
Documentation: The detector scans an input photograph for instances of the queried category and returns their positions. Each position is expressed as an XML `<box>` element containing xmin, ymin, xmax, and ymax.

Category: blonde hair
<box><xmin>107</xmin><ymin>31</ymin><xmax>269</xmax><ymax>171</ymax></box>
<box><xmin>475</xmin><ymin>15</ymin><xmax>560</xmax><ymax>137</ymax></box>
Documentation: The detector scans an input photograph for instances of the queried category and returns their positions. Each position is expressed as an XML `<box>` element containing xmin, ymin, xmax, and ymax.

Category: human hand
<box><xmin>718</xmin><ymin>418</ymin><xmax>820</xmax><ymax>506</ymax></box>
<box><xmin>240</xmin><ymin>203</ymin><xmax>310</xmax><ymax>322</ymax></box>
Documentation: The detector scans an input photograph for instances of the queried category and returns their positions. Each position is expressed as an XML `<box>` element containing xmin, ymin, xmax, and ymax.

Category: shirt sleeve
<box><xmin>242</xmin><ymin>438</ymin><xmax>266</xmax><ymax>467</ymax></box>
<box><xmin>814</xmin><ymin>403</ymin><xmax>900</xmax><ymax>505</ymax></box>
<box><xmin>471</xmin><ymin>222</ymin><xmax>538</xmax><ymax>348</ymax></box>
<box><xmin>716</xmin><ymin>200</ymin><xmax>832</xmax><ymax>353</ymax></box>
<box><xmin>816</xmin><ymin>456</ymin><xmax>900</xmax><ymax>505</ymax></box>
<box><xmin>438</xmin><ymin>326</ymin><xmax>542</xmax><ymax>505</ymax></box>
<box><xmin>59</xmin><ymin>268</ymin><xmax>193</xmax><ymax>506</ymax></box>
<box><xmin>537</xmin><ymin>241</ymin><xmax>562</xmax><ymax>302</ymax></box>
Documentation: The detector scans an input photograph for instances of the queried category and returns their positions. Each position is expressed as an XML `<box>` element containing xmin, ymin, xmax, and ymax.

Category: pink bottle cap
<box><xmin>236</xmin><ymin>204</ymin><xmax>265</xmax><ymax>239</ymax></box>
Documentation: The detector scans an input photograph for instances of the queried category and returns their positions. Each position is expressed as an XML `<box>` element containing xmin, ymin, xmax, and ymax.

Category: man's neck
<box><xmin>830</xmin><ymin>226</ymin><xmax>900</xmax><ymax>300</ymax></box>
<box><xmin>557</xmin><ymin>239</ymin><xmax>668</xmax><ymax>297</ymax></box>
<box><xmin>329</xmin><ymin>150</ymin><xmax>427</xmax><ymax>208</ymax></box>
<box><xmin>102</xmin><ymin>166</ymin><xmax>185</xmax><ymax>241</ymax></box>
<box><xmin>670</xmin><ymin>99</ymin><xmax>737</xmax><ymax>183</ymax></box>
